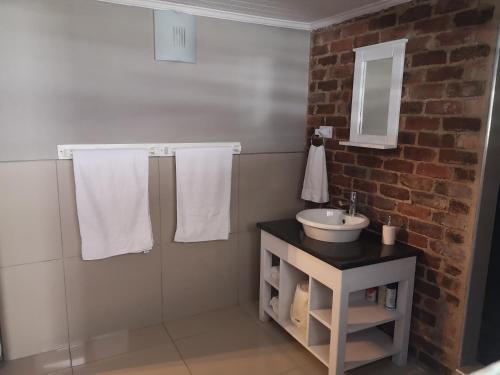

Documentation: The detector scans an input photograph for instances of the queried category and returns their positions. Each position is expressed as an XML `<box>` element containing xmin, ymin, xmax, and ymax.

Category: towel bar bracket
<box><xmin>57</xmin><ymin>143</ymin><xmax>242</xmax><ymax>160</ymax></box>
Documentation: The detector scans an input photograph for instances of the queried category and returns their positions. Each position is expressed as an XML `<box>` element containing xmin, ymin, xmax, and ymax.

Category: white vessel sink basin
<box><xmin>296</xmin><ymin>209</ymin><xmax>369</xmax><ymax>243</ymax></box>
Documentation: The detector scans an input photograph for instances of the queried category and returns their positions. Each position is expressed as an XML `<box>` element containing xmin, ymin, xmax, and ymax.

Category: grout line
<box><xmin>161</xmin><ymin>324</ymin><xmax>194</xmax><ymax>375</ymax></box>
<box><xmin>54</xmin><ymin>160</ymin><xmax>74</xmax><ymax>370</ymax></box>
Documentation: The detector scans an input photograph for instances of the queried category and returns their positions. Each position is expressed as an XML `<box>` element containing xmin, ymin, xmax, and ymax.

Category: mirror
<box><xmin>340</xmin><ymin>39</ymin><xmax>407</xmax><ymax>149</ymax></box>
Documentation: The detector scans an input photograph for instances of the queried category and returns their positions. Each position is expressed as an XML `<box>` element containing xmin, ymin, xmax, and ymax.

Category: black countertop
<box><xmin>257</xmin><ymin>219</ymin><xmax>422</xmax><ymax>270</ymax></box>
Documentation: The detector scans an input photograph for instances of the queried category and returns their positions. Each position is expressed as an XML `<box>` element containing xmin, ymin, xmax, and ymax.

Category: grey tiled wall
<box><xmin>0</xmin><ymin>152</ymin><xmax>304</xmax><ymax>361</ymax></box>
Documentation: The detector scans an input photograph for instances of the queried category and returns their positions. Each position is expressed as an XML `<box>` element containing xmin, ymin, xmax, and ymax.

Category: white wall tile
<box><xmin>0</xmin><ymin>161</ymin><xmax>62</xmax><ymax>267</ymax></box>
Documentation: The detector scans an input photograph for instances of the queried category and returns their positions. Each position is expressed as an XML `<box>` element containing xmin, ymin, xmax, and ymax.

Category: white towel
<box><xmin>301</xmin><ymin>145</ymin><xmax>329</xmax><ymax>203</ymax></box>
<box><xmin>174</xmin><ymin>147</ymin><xmax>233</xmax><ymax>242</ymax></box>
<box><xmin>73</xmin><ymin>149</ymin><xmax>153</xmax><ymax>260</ymax></box>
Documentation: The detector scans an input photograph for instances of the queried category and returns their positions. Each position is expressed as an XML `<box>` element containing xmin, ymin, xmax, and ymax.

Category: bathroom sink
<box><xmin>296</xmin><ymin>209</ymin><xmax>369</xmax><ymax>243</ymax></box>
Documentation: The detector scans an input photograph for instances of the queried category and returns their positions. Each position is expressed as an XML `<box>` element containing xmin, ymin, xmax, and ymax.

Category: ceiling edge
<box><xmin>97</xmin><ymin>0</ymin><xmax>413</xmax><ymax>31</ymax></box>
<box><xmin>311</xmin><ymin>0</ymin><xmax>412</xmax><ymax>30</ymax></box>
<box><xmin>96</xmin><ymin>0</ymin><xmax>312</xmax><ymax>30</ymax></box>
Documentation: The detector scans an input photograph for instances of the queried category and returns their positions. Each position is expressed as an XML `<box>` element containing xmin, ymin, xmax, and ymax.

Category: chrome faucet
<box><xmin>349</xmin><ymin>191</ymin><xmax>357</xmax><ymax>216</ymax></box>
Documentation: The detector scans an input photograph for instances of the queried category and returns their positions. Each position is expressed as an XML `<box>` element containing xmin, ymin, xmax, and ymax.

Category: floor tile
<box><xmin>72</xmin><ymin>345</ymin><xmax>190</xmax><ymax>375</ymax></box>
<box><xmin>175</xmin><ymin>315</ymin><xmax>298</xmax><ymax>375</ymax></box>
<box><xmin>0</xmin><ymin>347</ymin><xmax>71</xmax><ymax>375</ymax></box>
<box><xmin>70</xmin><ymin>325</ymin><xmax>172</xmax><ymax>367</ymax></box>
<box><xmin>165</xmin><ymin>306</ymin><xmax>256</xmax><ymax>341</ymax></box>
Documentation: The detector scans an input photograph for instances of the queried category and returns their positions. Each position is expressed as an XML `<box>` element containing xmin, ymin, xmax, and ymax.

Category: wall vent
<box><xmin>154</xmin><ymin>10</ymin><xmax>196</xmax><ymax>63</ymax></box>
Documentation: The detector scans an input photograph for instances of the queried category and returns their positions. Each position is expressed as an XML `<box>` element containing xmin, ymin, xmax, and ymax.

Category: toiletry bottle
<box><xmin>382</xmin><ymin>216</ymin><xmax>397</xmax><ymax>245</ymax></box>
<box><xmin>378</xmin><ymin>285</ymin><xmax>386</xmax><ymax>306</ymax></box>
<box><xmin>385</xmin><ymin>283</ymin><xmax>398</xmax><ymax>310</ymax></box>
<box><xmin>365</xmin><ymin>287</ymin><xmax>377</xmax><ymax>303</ymax></box>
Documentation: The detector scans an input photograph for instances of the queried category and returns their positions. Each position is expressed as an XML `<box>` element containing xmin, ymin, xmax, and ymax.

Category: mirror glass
<box><xmin>361</xmin><ymin>58</ymin><xmax>393</xmax><ymax>136</ymax></box>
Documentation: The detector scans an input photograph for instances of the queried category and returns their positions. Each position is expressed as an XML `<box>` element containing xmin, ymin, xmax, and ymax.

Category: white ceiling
<box><xmin>99</xmin><ymin>0</ymin><xmax>411</xmax><ymax>29</ymax></box>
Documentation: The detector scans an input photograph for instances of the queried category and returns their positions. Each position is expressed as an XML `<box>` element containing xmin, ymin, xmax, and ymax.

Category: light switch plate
<box><xmin>315</xmin><ymin>126</ymin><xmax>333</xmax><ymax>138</ymax></box>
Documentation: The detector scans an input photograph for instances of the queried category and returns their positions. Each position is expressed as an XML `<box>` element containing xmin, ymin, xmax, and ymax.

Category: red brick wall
<box><xmin>307</xmin><ymin>0</ymin><xmax>498</xmax><ymax>372</ymax></box>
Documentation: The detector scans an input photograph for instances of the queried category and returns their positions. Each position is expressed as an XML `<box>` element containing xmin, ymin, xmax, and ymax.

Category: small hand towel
<box><xmin>174</xmin><ymin>147</ymin><xmax>233</xmax><ymax>242</ymax></box>
<box><xmin>301</xmin><ymin>145</ymin><xmax>329</xmax><ymax>203</ymax></box>
<box><xmin>73</xmin><ymin>149</ymin><xmax>153</xmax><ymax>260</ymax></box>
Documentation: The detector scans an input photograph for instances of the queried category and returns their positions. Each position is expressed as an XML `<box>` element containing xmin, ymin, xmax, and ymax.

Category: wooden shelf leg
<box><xmin>392</xmin><ymin>263</ymin><xmax>416</xmax><ymax>366</ymax></box>
<box><xmin>329</xmin><ymin>288</ymin><xmax>349</xmax><ymax>375</ymax></box>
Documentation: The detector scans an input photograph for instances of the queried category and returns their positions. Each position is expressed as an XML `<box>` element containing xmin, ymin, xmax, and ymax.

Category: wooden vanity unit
<box><xmin>258</xmin><ymin>219</ymin><xmax>421</xmax><ymax>375</ymax></box>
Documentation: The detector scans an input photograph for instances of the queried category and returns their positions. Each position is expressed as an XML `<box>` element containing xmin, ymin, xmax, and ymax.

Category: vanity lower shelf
<box><xmin>259</xmin><ymin>228</ymin><xmax>418</xmax><ymax>374</ymax></box>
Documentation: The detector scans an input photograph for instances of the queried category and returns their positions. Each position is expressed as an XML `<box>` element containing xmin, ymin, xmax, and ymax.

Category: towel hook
<box><xmin>310</xmin><ymin>130</ymin><xmax>325</xmax><ymax>146</ymax></box>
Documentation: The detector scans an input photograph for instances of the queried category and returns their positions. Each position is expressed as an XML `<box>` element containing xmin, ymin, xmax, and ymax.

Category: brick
<box><xmin>341</xmin><ymin>21</ymin><xmax>369</xmax><ymax>37</ymax></box>
<box><xmin>430</xmin><ymin>240</ymin><xmax>466</xmax><ymax>262</ymax></box>
<box><xmin>311</xmin><ymin>69</ymin><xmax>327</xmax><ymax>80</ymax></box>
<box><xmin>353</xmin><ymin>179</ymin><xmax>377</xmax><ymax>193</ymax></box>
<box><xmin>405</xmin><ymin>117</ymin><xmax>440</xmax><ymax>131</ymax></box>
<box><xmin>335</xmin><ymin>151</ymin><xmax>355</xmax><ymax>164</ymax></box>
<box><xmin>435</xmin><ymin>29</ymin><xmax>475</xmax><ymax>47</ymax></box>
<box><xmin>435</xmin><ymin>181</ymin><xmax>472</xmax><ymax>199</ymax></box>
<box><xmin>444</xmin><ymin>263</ymin><xmax>462</xmax><ymax>277</ymax></box>
<box><xmin>426</xmin><ymin>66</ymin><xmax>464</xmax><ymax>82</ymax></box>
<box><xmin>314</xmin><ymin>28</ymin><xmax>341</xmax><ymax>45</ymax></box>
<box><xmin>367</xmin><ymin>195</ymin><xmax>396</xmax><ymax>210</ymax></box>
<box><xmin>406</xmin><ymin>36</ymin><xmax>432</xmax><ymax>53</ymax></box>
<box><xmin>446</xmin><ymin>229</ymin><xmax>465</xmax><ymax>244</ymax></box>
<box><xmin>399</xmin><ymin>4</ymin><xmax>432</xmax><ymax>23</ymax></box>
<box><xmin>410</xmin><ymin>219</ymin><xmax>443</xmax><ymax>239</ymax></box>
<box><xmin>384</xmin><ymin>159</ymin><xmax>414</xmax><ymax>173</ymax></box>
<box><xmin>398</xmin><ymin>202</ymin><xmax>431</xmax><ymax>220</ymax></box>
<box><xmin>317</xmin><ymin>55</ymin><xmax>338</xmax><ymax>66</ymax></box>
<box><xmin>454</xmin><ymin>6</ymin><xmax>495</xmax><ymax>27</ymax></box>
<box><xmin>425</xmin><ymin>100</ymin><xmax>463</xmax><ymax>115</ymax></box>
<box><xmin>439</xmin><ymin>149</ymin><xmax>478</xmax><ymax>165</ymax></box>
<box><xmin>454</xmin><ymin>167</ymin><xmax>475</xmax><ymax>182</ymax></box>
<box><xmin>329</xmin><ymin>65</ymin><xmax>354</xmax><ymax>79</ymax></box>
<box><xmin>443</xmin><ymin>117</ymin><xmax>481</xmax><ymax>132</ymax></box>
<box><xmin>449</xmin><ymin>200</ymin><xmax>470</xmax><ymax>215</ymax></box>
<box><xmin>411</xmin><ymin>191</ymin><xmax>448</xmax><ymax>210</ymax></box>
<box><xmin>401</xmin><ymin>101</ymin><xmax>424</xmax><ymax>114</ymax></box>
<box><xmin>415</xmin><ymin>279</ymin><xmax>441</xmax><ymax>299</ymax></box>
<box><xmin>433</xmin><ymin>212</ymin><xmax>466</xmax><ymax>230</ymax></box>
<box><xmin>416</xmin><ymin>163</ymin><xmax>452</xmax><ymax>179</ymax></box>
<box><xmin>407</xmin><ymin>232</ymin><xmax>429</xmax><ymax>248</ymax></box>
<box><xmin>399</xmin><ymin>131</ymin><xmax>416</xmax><ymax>145</ymax></box>
<box><xmin>357</xmin><ymin>154</ymin><xmax>383</xmax><ymax>168</ymax></box>
<box><xmin>436</xmin><ymin>0</ymin><xmax>474</xmax><ymax>14</ymax></box>
<box><xmin>312</xmin><ymin>45</ymin><xmax>328</xmax><ymax>56</ymax></box>
<box><xmin>325</xmin><ymin>116</ymin><xmax>348</xmax><ymax>127</ymax></box>
<box><xmin>344</xmin><ymin>165</ymin><xmax>367</xmax><ymax>178</ymax></box>
<box><xmin>316</xmin><ymin>104</ymin><xmax>335</xmax><ymax>114</ymax></box>
<box><xmin>447</xmin><ymin>81</ymin><xmax>486</xmax><ymax>98</ymax></box>
<box><xmin>327</xmin><ymin>162</ymin><xmax>343</xmax><ymax>174</ymax></box>
<box><xmin>450</xmin><ymin>44</ymin><xmax>490</xmax><ymax>62</ymax></box>
<box><xmin>415</xmin><ymin>16</ymin><xmax>450</xmax><ymax>34</ymax></box>
<box><xmin>330</xmin><ymin>38</ymin><xmax>354</xmax><ymax>52</ymax></box>
<box><xmin>371</xmin><ymin>169</ymin><xmax>398</xmax><ymax>184</ymax></box>
<box><xmin>369</xmin><ymin>13</ymin><xmax>397</xmax><ymax>30</ymax></box>
<box><xmin>309</xmin><ymin>93</ymin><xmax>326</xmax><ymax>104</ymax></box>
<box><xmin>445</xmin><ymin>293</ymin><xmax>460</xmax><ymax>307</ymax></box>
<box><xmin>417</xmin><ymin>133</ymin><xmax>454</xmax><ymax>148</ymax></box>
<box><xmin>404</xmin><ymin>147</ymin><xmax>437</xmax><ymax>162</ymax></box>
<box><xmin>403</xmin><ymin>70</ymin><xmax>426</xmax><ymax>84</ymax></box>
<box><xmin>340</xmin><ymin>51</ymin><xmax>354</xmax><ymax>64</ymax></box>
<box><xmin>409</xmin><ymin>83</ymin><xmax>445</xmax><ymax>99</ymax></box>
<box><xmin>420</xmin><ymin>252</ymin><xmax>443</xmax><ymax>270</ymax></box>
<box><xmin>331</xmin><ymin>174</ymin><xmax>351</xmax><ymax>188</ymax></box>
<box><xmin>412</xmin><ymin>51</ymin><xmax>447</xmax><ymax>67</ymax></box>
<box><xmin>354</xmin><ymin>32</ymin><xmax>380</xmax><ymax>48</ymax></box>
<box><xmin>317</xmin><ymin>80</ymin><xmax>338</xmax><ymax>91</ymax></box>
<box><xmin>400</xmin><ymin>174</ymin><xmax>434</xmax><ymax>191</ymax></box>
<box><xmin>413</xmin><ymin>306</ymin><xmax>437</xmax><ymax>327</ymax></box>
<box><xmin>456</xmin><ymin>134</ymin><xmax>480</xmax><ymax>149</ymax></box>
<box><xmin>335</xmin><ymin>127</ymin><xmax>349</xmax><ymax>140</ymax></box>
<box><xmin>380</xmin><ymin>184</ymin><xmax>410</xmax><ymax>200</ymax></box>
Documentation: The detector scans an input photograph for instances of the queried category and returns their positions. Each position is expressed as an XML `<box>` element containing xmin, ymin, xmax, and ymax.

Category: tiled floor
<box><xmin>1</xmin><ymin>304</ymin><xmax>433</xmax><ymax>375</ymax></box>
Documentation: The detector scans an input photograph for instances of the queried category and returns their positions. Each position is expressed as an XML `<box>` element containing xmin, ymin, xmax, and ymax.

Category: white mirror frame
<box><xmin>340</xmin><ymin>38</ymin><xmax>408</xmax><ymax>149</ymax></box>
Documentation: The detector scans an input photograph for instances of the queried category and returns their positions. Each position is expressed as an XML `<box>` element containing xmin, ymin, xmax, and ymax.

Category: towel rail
<box><xmin>57</xmin><ymin>143</ymin><xmax>242</xmax><ymax>160</ymax></box>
